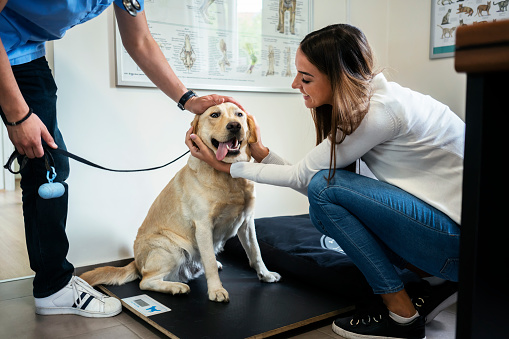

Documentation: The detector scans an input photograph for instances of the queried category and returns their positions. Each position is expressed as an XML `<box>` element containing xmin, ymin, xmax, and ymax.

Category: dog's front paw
<box><xmin>258</xmin><ymin>271</ymin><xmax>281</xmax><ymax>283</ymax></box>
<box><xmin>208</xmin><ymin>287</ymin><xmax>229</xmax><ymax>303</ymax></box>
<box><xmin>168</xmin><ymin>282</ymin><xmax>191</xmax><ymax>295</ymax></box>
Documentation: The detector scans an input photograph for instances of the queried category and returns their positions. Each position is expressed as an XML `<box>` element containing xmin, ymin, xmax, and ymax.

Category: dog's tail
<box><xmin>80</xmin><ymin>261</ymin><xmax>140</xmax><ymax>287</ymax></box>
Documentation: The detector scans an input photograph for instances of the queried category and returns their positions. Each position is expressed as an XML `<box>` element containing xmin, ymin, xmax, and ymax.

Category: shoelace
<box><xmin>348</xmin><ymin>299</ymin><xmax>387</xmax><ymax>327</ymax></box>
<box><xmin>407</xmin><ymin>282</ymin><xmax>432</xmax><ymax>313</ymax></box>
<box><xmin>413</xmin><ymin>296</ymin><xmax>427</xmax><ymax>310</ymax></box>
<box><xmin>350</xmin><ymin>309</ymin><xmax>384</xmax><ymax>326</ymax></box>
<box><xmin>71</xmin><ymin>276</ymin><xmax>105</xmax><ymax>307</ymax></box>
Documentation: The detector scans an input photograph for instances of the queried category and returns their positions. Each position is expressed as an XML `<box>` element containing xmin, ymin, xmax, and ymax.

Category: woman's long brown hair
<box><xmin>300</xmin><ymin>24</ymin><xmax>376</xmax><ymax>182</ymax></box>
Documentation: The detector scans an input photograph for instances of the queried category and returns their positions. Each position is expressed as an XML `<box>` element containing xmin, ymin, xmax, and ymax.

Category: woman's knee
<box><xmin>308</xmin><ymin>172</ymin><xmax>334</xmax><ymax>236</ymax></box>
<box><xmin>308</xmin><ymin>169</ymin><xmax>333</xmax><ymax>205</ymax></box>
<box><xmin>308</xmin><ymin>169</ymin><xmax>353</xmax><ymax>205</ymax></box>
<box><xmin>308</xmin><ymin>170</ymin><xmax>353</xmax><ymax>236</ymax></box>
<box><xmin>309</xmin><ymin>204</ymin><xmax>332</xmax><ymax>237</ymax></box>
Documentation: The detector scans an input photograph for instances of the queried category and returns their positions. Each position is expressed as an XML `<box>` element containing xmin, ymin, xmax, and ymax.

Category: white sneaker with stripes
<box><xmin>35</xmin><ymin>276</ymin><xmax>122</xmax><ymax>317</ymax></box>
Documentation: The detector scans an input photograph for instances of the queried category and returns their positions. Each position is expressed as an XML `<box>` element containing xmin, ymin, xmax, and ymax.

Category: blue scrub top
<box><xmin>0</xmin><ymin>0</ymin><xmax>144</xmax><ymax>65</ymax></box>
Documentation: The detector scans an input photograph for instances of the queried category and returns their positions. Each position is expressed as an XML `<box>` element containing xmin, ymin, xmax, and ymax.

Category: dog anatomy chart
<box><xmin>431</xmin><ymin>0</ymin><xmax>508</xmax><ymax>58</ymax></box>
<box><xmin>116</xmin><ymin>0</ymin><xmax>313</xmax><ymax>92</ymax></box>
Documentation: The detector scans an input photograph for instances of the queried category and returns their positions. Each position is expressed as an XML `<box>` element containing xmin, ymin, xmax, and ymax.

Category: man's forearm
<box><xmin>0</xmin><ymin>38</ymin><xmax>29</xmax><ymax>123</ymax></box>
<box><xmin>114</xmin><ymin>6</ymin><xmax>188</xmax><ymax>104</ymax></box>
<box><xmin>128</xmin><ymin>37</ymin><xmax>187</xmax><ymax>103</ymax></box>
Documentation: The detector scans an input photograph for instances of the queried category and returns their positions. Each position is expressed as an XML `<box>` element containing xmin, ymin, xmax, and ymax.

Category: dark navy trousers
<box><xmin>1</xmin><ymin>57</ymin><xmax>74</xmax><ymax>298</ymax></box>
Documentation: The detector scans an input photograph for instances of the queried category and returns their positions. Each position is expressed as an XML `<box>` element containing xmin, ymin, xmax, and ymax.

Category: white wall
<box><xmin>53</xmin><ymin>0</ymin><xmax>465</xmax><ymax>267</ymax></box>
<box><xmin>384</xmin><ymin>0</ymin><xmax>466</xmax><ymax>120</ymax></box>
<box><xmin>349</xmin><ymin>0</ymin><xmax>466</xmax><ymax>119</ymax></box>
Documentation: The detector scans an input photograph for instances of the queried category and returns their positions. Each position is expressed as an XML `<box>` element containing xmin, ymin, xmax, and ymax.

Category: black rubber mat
<box><xmin>99</xmin><ymin>250</ymin><xmax>352</xmax><ymax>338</ymax></box>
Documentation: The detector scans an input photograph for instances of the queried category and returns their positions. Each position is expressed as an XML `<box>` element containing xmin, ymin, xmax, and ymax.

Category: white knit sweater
<box><xmin>231</xmin><ymin>74</ymin><xmax>465</xmax><ymax>225</ymax></box>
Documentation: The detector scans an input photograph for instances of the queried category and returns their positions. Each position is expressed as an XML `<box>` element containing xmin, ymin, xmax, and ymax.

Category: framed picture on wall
<box><xmin>115</xmin><ymin>0</ymin><xmax>314</xmax><ymax>93</ymax></box>
<box><xmin>430</xmin><ymin>0</ymin><xmax>508</xmax><ymax>59</ymax></box>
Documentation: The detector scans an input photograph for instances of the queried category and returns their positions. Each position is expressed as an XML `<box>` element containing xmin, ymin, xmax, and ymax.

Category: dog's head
<box><xmin>191</xmin><ymin>102</ymin><xmax>257</xmax><ymax>164</ymax></box>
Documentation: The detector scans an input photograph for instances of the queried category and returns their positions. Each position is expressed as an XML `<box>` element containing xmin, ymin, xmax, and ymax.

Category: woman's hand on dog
<box><xmin>246</xmin><ymin>114</ymin><xmax>269</xmax><ymax>163</ymax></box>
<box><xmin>185</xmin><ymin>94</ymin><xmax>246</xmax><ymax>115</ymax></box>
<box><xmin>185</xmin><ymin>126</ymin><xmax>232</xmax><ymax>173</ymax></box>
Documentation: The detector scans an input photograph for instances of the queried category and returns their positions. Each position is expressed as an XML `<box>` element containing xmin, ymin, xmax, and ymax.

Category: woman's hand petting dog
<box><xmin>185</xmin><ymin>126</ymin><xmax>232</xmax><ymax>174</ymax></box>
<box><xmin>245</xmin><ymin>114</ymin><xmax>270</xmax><ymax>163</ymax></box>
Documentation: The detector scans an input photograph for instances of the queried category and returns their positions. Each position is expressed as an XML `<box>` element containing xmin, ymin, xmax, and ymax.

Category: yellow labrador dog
<box><xmin>81</xmin><ymin>103</ymin><xmax>280</xmax><ymax>302</ymax></box>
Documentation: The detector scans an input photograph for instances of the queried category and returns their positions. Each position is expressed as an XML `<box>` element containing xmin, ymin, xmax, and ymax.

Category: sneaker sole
<box><xmin>35</xmin><ymin>306</ymin><xmax>122</xmax><ymax>318</ymax></box>
<box><xmin>425</xmin><ymin>291</ymin><xmax>457</xmax><ymax>324</ymax></box>
<box><xmin>332</xmin><ymin>322</ymin><xmax>426</xmax><ymax>339</ymax></box>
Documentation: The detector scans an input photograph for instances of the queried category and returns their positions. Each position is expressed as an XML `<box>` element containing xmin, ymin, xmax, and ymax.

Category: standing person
<box><xmin>186</xmin><ymin>24</ymin><xmax>463</xmax><ymax>339</ymax></box>
<box><xmin>0</xmin><ymin>0</ymin><xmax>241</xmax><ymax>318</ymax></box>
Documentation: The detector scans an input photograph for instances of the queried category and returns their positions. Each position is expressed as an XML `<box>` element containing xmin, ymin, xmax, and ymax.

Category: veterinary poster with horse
<box><xmin>116</xmin><ymin>0</ymin><xmax>313</xmax><ymax>92</ymax></box>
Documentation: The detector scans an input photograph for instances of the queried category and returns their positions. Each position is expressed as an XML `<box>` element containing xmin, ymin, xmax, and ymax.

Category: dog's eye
<box><xmin>210</xmin><ymin>112</ymin><xmax>220</xmax><ymax>118</ymax></box>
<box><xmin>235</xmin><ymin>112</ymin><xmax>243</xmax><ymax>117</ymax></box>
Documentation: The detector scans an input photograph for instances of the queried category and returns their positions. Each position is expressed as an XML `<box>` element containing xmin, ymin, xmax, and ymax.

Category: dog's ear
<box><xmin>247</xmin><ymin>114</ymin><xmax>258</xmax><ymax>144</ymax></box>
<box><xmin>191</xmin><ymin>115</ymin><xmax>200</xmax><ymax>135</ymax></box>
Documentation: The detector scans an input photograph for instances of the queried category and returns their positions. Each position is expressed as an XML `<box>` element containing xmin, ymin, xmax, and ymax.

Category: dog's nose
<box><xmin>226</xmin><ymin>122</ymin><xmax>241</xmax><ymax>133</ymax></box>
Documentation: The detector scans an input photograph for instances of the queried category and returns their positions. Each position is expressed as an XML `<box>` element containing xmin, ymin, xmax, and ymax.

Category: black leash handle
<box><xmin>3</xmin><ymin>147</ymin><xmax>190</xmax><ymax>175</ymax></box>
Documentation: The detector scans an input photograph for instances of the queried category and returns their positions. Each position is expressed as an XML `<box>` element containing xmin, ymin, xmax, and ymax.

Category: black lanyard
<box><xmin>3</xmin><ymin>147</ymin><xmax>189</xmax><ymax>175</ymax></box>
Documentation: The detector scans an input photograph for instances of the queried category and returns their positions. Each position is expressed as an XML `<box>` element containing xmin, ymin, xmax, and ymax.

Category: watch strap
<box><xmin>177</xmin><ymin>90</ymin><xmax>197</xmax><ymax>110</ymax></box>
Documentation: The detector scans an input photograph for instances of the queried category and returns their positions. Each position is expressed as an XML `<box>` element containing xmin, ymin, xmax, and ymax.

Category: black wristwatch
<box><xmin>177</xmin><ymin>90</ymin><xmax>197</xmax><ymax>111</ymax></box>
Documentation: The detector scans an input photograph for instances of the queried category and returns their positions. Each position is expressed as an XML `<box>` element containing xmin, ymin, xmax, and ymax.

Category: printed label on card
<box><xmin>122</xmin><ymin>294</ymin><xmax>171</xmax><ymax>316</ymax></box>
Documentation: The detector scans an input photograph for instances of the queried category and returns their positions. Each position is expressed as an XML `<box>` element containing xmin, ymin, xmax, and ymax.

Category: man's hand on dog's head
<box><xmin>185</xmin><ymin>95</ymin><xmax>246</xmax><ymax>115</ymax></box>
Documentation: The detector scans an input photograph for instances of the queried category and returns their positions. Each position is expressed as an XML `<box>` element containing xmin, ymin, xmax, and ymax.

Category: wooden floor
<box><xmin>0</xmin><ymin>180</ymin><xmax>34</xmax><ymax>281</ymax></box>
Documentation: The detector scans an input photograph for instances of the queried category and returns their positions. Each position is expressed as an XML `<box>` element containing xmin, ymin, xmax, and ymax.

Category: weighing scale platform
<box><xmin>98</xmin><ymin>252</ymin><xmax>352</xmax><ymax>338</ymax></box>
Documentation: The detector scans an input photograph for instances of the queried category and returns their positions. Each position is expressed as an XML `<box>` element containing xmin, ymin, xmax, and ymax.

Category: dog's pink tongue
<box><xmin>216</xmin><ymin>142</ymin><xmax>229</xmax><ymax>161</ymax></box>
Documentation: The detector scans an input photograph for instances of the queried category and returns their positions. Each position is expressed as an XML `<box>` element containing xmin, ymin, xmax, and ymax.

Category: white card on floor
<box><xmin>122</xmin><ymin>294</ymin><xmax>171</xmax><ymax>316</ymax></box>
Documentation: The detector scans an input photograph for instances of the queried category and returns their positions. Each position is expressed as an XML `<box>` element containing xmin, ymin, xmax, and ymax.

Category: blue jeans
<box><xmin>308</xmin><ymin>170</ymin><xmax>460</xmax><ymax>295</ymax></box>
<box><xmin>0</xmin><ymin>57</ymin><xmax>74</xmax><ymax>298</ymax></box>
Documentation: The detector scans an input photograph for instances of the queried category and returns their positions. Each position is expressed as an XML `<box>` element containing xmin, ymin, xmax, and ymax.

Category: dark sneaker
<box><xmin>331</xmin><ymin>300</ymin><xmax>426</xmax><ymax>339</ymax></box>
<box><xmin>406</xmin><ymin>280</ymin><xmax>458</xmax><ymax>324</ymax></box>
